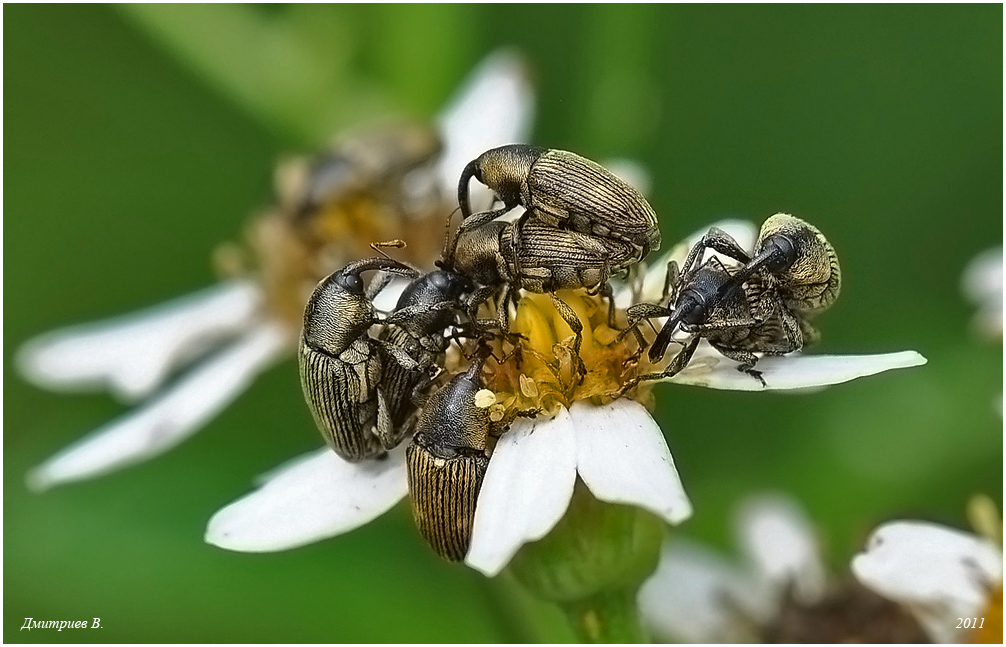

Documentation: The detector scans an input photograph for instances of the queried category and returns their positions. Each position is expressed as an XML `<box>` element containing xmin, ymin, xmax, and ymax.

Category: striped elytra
<box><xmin>406</xmin><ymin>442</ymin><xmax>488</xmax><ymax>561</ymax></box>
<box><xmin>458</xmin><ymin>145</ymin><xmax>662</xmax><ymax>265</ymax></box>
<box><xmin>527</xmin><ymin>150</ymin><xmax>660</xmax><ymax>258</ymax></box>
<box><xmin>299</xmin><ymin>339</ymin><xmax>384</xmax><ymax>461</ymax></box>
<box><xmin>405</xmin><ymin>356</ymin><xmax>491</xmax><ymax>561</ymax></box>
<box><xmin>298</xmin><ymin>257</ymin><xmax>417</xmax><ymax>462</ymax></box>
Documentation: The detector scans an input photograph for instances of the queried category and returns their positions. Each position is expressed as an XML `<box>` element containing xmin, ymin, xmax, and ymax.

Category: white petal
<box><xmin>436</xmin><ymin>49</ymin><xmax>535</xmax><ymax>210</ymax></box>
<box><xmin>851</xmin><ymin>521</ymin><xmax>1003</xmax><ymax>643</ymax></box>
<box><xmin>639</xmin><ymin>539</ymin><xmax>772</xmax><ymax>643</ymax></box>
<box><xmin>27</xmin><ymin>322</ymin><xmax>289</xmax><ymax>492</ymax></box>
<box><xmin>466</xmin><ymin>407</ymin><xmax>577</xmax><ymax>577</ymax></box>
<box><xmin>735</xmin><ymin>494</ymin><xmax>826</xmax><ymax>604</ymax></box>
<box><xmin>206</xmin><ymin>446</ymin><xmax>409</xmax><ymax>553</ymax></box>
<box><xmin>571</xmin><ymin>399</ymin><xmax>692</xmax><ymax>525</ymax></box>
<box><xmin>370</xmin><ymin>275</ymin><xmax>411</xmax><ymax>314</ymax></box>
<box><xmin>17</xmin><ymin>280</ymin><xmax>263</xmax><ymax>402</ymax></box>
<box><xmin>671</xmin><ymin>347</ymin><xmax>927</xmax><ymax>392</ymax></box>
<box><xmin>636</xmin><ymin>219</ymin><xmax>759</xmax><ymax>304</ymax></box>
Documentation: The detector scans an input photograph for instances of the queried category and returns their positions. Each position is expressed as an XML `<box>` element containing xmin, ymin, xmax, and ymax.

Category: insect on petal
<box><xmin>671</xmin><ymin>349</ymin><xmax>927</xmax><ymax>392</ymax></box>
<box><xmin>27</xmin><ymin>322</ymin><xmax>289</xmax><ymax>492</ymax></box>
<box><xmin>465</xmin><ymin>407</ymin><xmax>577</xmax><ymax>577</ymax></box>
<box><xmin>436</xmin><ymin>49</ymin><xmax>535</xmax><ymax>211</ymax></box>
<box><xmin>571</xmin><ymin>399</ymin><xmax>692</xmax><ymax>525</ymax></box>
<box><xmin>205</xmin><ymin>446</ymin><xmax>409</xmax><ymax>553</ymax></box>
<box><xmin>17</xmin><ymin>280</ymin><xmax>263</xmax><ymax>402</ymax></box>
<box><xmin>629</xmin><ymin>219</ymin><xmax>759</xmax><ymax>306</ymax></box>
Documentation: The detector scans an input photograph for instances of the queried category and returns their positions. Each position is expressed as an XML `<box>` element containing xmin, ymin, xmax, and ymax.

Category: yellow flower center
<box><xmin>467</xmin><ymin>289</ymin><xmax>657</xmax><ymax>421</ymax></box>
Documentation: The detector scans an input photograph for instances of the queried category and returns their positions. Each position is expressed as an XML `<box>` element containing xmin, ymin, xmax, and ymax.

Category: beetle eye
<box><xmin>682</xmin><ymin>302</ymin><xmax>705</xmax><ymax>326</ymax></box>
<box><xmin>679</xmin><ymin>292</ymin><xmax>707</xmax><ymax>326</ymax></box>
<box><xmin>338</xmin><ymin>273</ymin><xmax>364</xmax><ymax>294</ymax></box>
<box><xmin>764</xmin><ymin>234</ymin><xmax>797</xmax><ymax>272</ymax></box>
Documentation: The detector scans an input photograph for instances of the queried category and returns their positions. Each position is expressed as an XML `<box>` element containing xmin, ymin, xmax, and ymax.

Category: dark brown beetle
<box><xmin>445</xmin><ymin>214</ymin><xmax>636</xmax><ymax>360</ymax></box>
<box><xmin>299</xmin><ymin>257</ymin><xmax>418</xmax><ymax>461</ymax></box>
<box><xmin>376</xmin><ymin>268</ymin><xmax>474</xmax><ymax>438</ymax></box>
<box><xmin>622</xmin><ymin>214</ymin><xmax>840</xmax><ymax>388</ymax></box>
<box><xmin>453</xmin><ymin>145</ymin><xmax>661</xmax><ymax>265</ymax></box>
<box><xmin>406</xmin><ymin>354</ymin><xmax>496</xmax><ymax>561</ymax></box>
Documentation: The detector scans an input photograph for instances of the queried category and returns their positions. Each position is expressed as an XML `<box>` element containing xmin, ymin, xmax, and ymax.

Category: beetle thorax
<box><xmin>477</xmin><ymin>145</ymin><xmax>541</xmax><ymax>208</ymax></box>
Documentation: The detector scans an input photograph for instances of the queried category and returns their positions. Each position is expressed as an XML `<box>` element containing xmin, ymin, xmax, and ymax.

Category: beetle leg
<box><xmin>509</xmin><ymin>209</ymin><xmax>532</xmax><ymax>279</ymax></box>
<box><xmin>549</xmin><ymin>292</ymin><xmax>586</xmax><ymax>381</ymax></box>
<box><xmin>456</xmin><ymin>205</ymin><xmax>512</xmax><ymax>235</ymax></box>
<box><xmin>598</xmin><ymin>282</ymin><xmax>617</xmax><ymax>328</ymax></box>
<box><xmin>498</xmin><ymin>284</ymin><xmax>524</xmax><ymax>340</ymax></box>
<box><xmin>377</xmin><ymin>339</ymin><xmax>421</xmax><ymax>371</ymax></box>
<box><xmin>778</xmin><ymin>308</ymin><xmax>805</xmax><ymax>351</ymax></box>
<box><xmin>662</xmin><ymin>260</ymin><xmax>681</xmax><ymax>303</ymax></box>
<box><xmin>375</xmin><ymin>387</ymin><xmax>402</xmax><ymax>449</ymax></box>
<box><xmin>677</xmin><ymin>228</ymin><xmax>751</xmax><ymax>281</ymax></box>
<box><xmin>365</xmin><ymin>270</ymin><xmax>395</xmax><ymax>302</ymax></box>
<box><xmin>384</xmin><ymin>300</ymin><xmax>456</xmax><ymax>325</ymax></box>
<box><xmin>709</xmin><ymin>343</ymin><xmax>765</xmax><ymax>386</ymax></box>
<box><xmin>408</xmin><ymin>368</ymin><xmax>437</xmax><ymax>408</ymax></box>
<box><xmin>617</xmin><ymin>335</ymin><xmax>700</xmax><ymax>395</ymax></box>
<box><xmin>618</xmin><ymin>302</ymin><xmax>670</xmax><ymax>342</ymax></box>
<box><xmin>464</xmin><ymin>285</ymin><xmax>499</xmax><ymax>327</ymax></box>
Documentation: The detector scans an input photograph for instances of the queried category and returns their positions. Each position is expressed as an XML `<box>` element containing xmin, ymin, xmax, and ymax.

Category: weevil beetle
<box><xmin>454</xmin><ymin>145</ymin><xmax>661</xmax><ymax>265</ymax></box>
<box><xmin>446</xmin><ymin>214</ymin><xmax>636</xmax><ymax>361</ymax></box>
<box><xmin>293</xmin><ymin>122</ymin><xmax>441</xmax><ymax>220</ymax></box>
<box><xmin>672</xmin><ymin>213</ymin><xmax>840</xmax><ymax>326</ymax></box>
<box><xmin>299</xmin><ymin>257</ymin><xmax>419</xmax><ymax>461</ymax></box>
<box><xmin>621</xmin><ymin>214</ymin><xmax>840</xmax><ymax>388</ymax></box>
<box><xmin>377</xmin><ymin>268</ymin><xmax>474</xmax><ymax>439</ymax></box>
<box><xmin>406</xmin><ymin>354</ymin><xmax>495</xmax><ymax>561</ymax></box>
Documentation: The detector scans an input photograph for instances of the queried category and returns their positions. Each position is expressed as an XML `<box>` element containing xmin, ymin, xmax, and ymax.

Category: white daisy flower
<box><xmin>852</xmin><ymin>519</ymin><xmax>1004</xmax><ymax>643</ymax></box>
<box><xmin>19</xmin><ymin>50</ymin><xmax>535</xmax><ymax>492</ymax></box>
<box><xmin>206</xmin><ymin>220</ymin><xmax>926</xmax><ymax>579</ymax></box>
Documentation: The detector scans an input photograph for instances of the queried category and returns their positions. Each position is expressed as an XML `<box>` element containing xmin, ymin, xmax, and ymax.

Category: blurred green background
<box><xmin>5</xmin><ymin>5</ymin><xmax>1001</xmax><ymax>642</ymax></box>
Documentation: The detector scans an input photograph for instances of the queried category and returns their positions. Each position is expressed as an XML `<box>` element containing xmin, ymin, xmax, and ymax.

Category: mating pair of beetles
<box><xmin>299</xmin><ymin>143</ymin><xmax>840</xmax><ymax>559</ymax></box>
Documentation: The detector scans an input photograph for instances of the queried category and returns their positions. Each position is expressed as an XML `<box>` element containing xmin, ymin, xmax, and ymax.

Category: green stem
<box><xmin>563</xmin><ymin>588</ymin><xmax>649</xmax><ymax>643</ymax></box>
<box><xmin>508</xmin><ymin>483</ymin><xmax>664</xmax><ymax>643</ymax></box>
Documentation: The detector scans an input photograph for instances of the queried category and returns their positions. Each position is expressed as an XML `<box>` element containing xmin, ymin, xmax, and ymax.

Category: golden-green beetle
<box><xmin>406</xmin><ymin>355</ymin><xmax>496</xmax><ymax>561</ymax></box>
<box><xmin>455</xmin><ymin>144</ymin><xmax>661</xmax><ymax>264</ymax></box>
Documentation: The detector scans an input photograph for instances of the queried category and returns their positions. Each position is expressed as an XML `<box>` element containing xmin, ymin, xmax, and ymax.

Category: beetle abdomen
<box><xmin>406</xmin><ymin>441</ymin><xmax>488</xmax><ymax>561</ymax></box>
<box><xmin>757</xmin><ymin>214</ymin><xmax>841</xmax><ymax>315</ymax></box>
<box><xmin>527</xmin><ymin>150</ymin><xmax>661</xmax><ymax>257</ymax></box>
<box><xmin>299</xmin><ymin>341</ymin><xmax>382</xmax><ymax>461</ymax></box>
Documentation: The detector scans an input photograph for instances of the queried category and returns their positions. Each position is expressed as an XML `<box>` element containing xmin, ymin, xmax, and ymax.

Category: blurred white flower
<box><xmin>640</xmin><ymin>494</ymin><xmax>934</xmax><ymax>643</ymax></box>
<box><xmin>638</xmin><ymin>494</ymin><xmax>826</xmax><ymax>643</ymax></box>
<box><xmin>961</xmin><ymin>246</ymin><xmax>1003</xmax><ymax>341</ymax></box>
<box><xmin>19</xmin><ymin>50</ymin><xmax>535</xmax><ymax>492</ymax></box>
<box><xmin>206</xmin><ymin>222</ymin><xmax>926</xmax><ymax>577</ymax></box>
<box><xmin>852</xmin><ymin>519</ymin><xmax>1003</xmax><ymax>643</ymax></box>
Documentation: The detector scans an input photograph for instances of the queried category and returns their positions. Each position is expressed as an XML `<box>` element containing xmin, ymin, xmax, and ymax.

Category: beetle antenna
<box><xmin>441</xmin><ymin>205</ymin><xmax>461</xmax><ymax>267</ymax></box>
<box><xmin>369</xmin><ymin>239</ymin><xmax>407</xmax><ymax>261</ymax></box>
